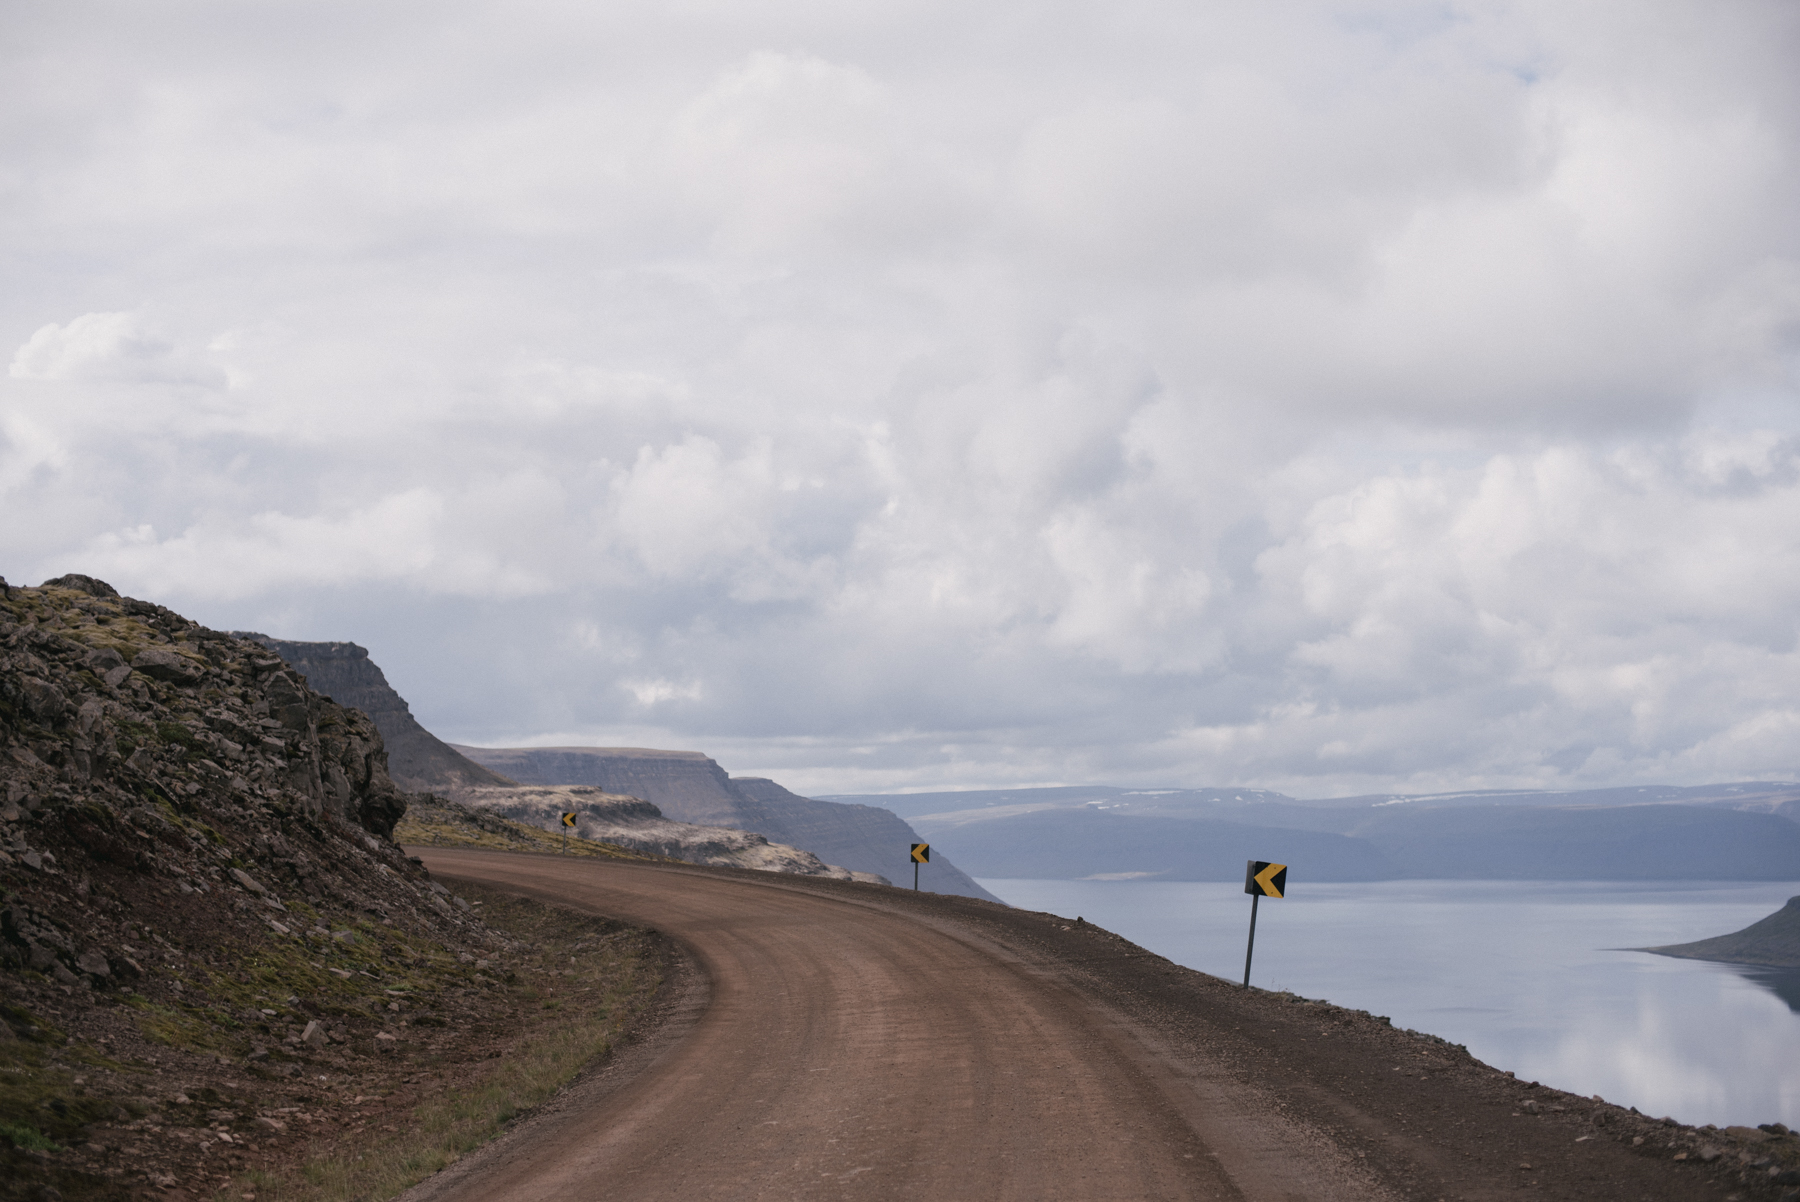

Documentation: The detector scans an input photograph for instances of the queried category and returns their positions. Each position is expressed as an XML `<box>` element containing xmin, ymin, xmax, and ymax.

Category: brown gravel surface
<box><xmin>411</xmin><ymin>848</ymin><xmax>1800</xmax><ymax>1202</ymax></box>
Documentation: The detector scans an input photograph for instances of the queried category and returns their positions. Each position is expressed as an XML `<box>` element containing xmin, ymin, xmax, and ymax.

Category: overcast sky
<box><xmin>4</xmin><ymin>1</ymin><xmax>1798</xmax><ymax>798</ymax></box>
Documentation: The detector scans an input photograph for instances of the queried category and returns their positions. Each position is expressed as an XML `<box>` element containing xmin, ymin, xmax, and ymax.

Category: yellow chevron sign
<box><xmin>561</xmin><ymin>812</ymin><xmax>578</xmax><ymax>829</ymax></box>
<box><xmin>910</xmin><ymin>843</ymin><xmax>930</xmax><ymax>863</ymax></box>
<box><xmin>1245</xmin><ymin>860</ymin><xmax>1287</xmax><ymax>898</ymax></box>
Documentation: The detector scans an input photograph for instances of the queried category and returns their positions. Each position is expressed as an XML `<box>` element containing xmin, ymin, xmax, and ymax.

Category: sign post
<box><xmin>910</xmin><ymin>843</ymin><xmax>929</xmax><ymax>891</ymax></box>
<box><xmin>1242</xmin><ymin>860</ymin><xmax>1287</xmax><ymax>989</ymax></box>
<box><xmin>561</xmin><ymin>811</ymin><xmax>577</xmax><ymax>854</ymax></box>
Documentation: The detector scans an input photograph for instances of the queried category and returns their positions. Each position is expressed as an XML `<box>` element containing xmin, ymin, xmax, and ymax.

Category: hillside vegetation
<box><xmin>0</xmin><ymin>575</ymin><xmax>665</xmax><ymax>1201</ymax></box>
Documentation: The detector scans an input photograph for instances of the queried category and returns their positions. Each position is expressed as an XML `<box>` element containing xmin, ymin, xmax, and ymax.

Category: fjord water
<box><xmin>979</xmin><ymin>878</ymin><xmax>1800</xmax><ymax>1129</ymax></box>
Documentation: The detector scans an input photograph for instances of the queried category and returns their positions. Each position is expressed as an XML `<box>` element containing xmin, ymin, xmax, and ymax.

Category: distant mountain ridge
<box><xmin>826</xmin><ymin>781</ymin><xmax>1800</xmax><ymax>821</ymax></box>
<box><xmin>831</xmin><ymin>782</ymin><xmax>1800</xmax><ymax>882</ymax></box>
<box><xmin>454</xmin><ymin>745</ymin><xmax>1001</xmax><ymax>902</ymax></box>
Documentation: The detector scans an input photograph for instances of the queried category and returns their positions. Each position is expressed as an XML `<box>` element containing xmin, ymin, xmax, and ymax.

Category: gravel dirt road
<box><xmin>403</xmin><ymin>848</ymin><xmax>1775</xmax><ymax>1202</ymax></box>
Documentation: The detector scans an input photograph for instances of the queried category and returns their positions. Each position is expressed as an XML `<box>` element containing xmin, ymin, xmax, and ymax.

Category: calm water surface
<box><xmin>978</xmin><ymin>878</ymin><xmax>1800</xmax><ymax>1129</ymax></box>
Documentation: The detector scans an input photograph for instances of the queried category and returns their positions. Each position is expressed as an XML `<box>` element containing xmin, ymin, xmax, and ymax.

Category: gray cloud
<box><xmin>3</xmin><ymin>0</ymin><xmax>1798</xmax><ymax>797</ymax></box>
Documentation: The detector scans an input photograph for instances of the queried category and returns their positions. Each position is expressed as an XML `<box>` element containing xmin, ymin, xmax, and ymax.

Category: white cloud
<box><xmin>70</xmin><ymin>490</ymin><xmax>556</xmax><ymax>602</ymax></box>
<box><xmin>623</xmin><ymin>677</ymin><xmax>705</xmax><ymax>707</ymax></box>
<box><xmin>2</xmin><ymin>0</ymin><xmax>1799</xmax><ymax>795</ymax></box>
<box><xmin>10</xmin><ymin>312</ymin><xmax>228</xmax><ymax>387</ymax></box>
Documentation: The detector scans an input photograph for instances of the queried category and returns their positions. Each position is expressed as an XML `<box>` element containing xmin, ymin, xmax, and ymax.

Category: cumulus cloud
<box><xmin>10</xmin><ymin>312</ymin><xmax>228</xmax><ymax>388</ymax></box>
<box><xmin>2</xmin><ymin>0</ymin><xmax>1798</xmax><ymax>795</ymax></box>
<box><xmin>76</xmin><ymin>489</ymin><xmax>556</xmax><ymax>601</ymax></box>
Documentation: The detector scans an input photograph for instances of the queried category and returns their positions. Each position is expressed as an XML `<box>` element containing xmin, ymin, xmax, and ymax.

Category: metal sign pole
<box><xmin>1242</xmin><ymin>891</ymin><xmax>1260</xmax><ymax>988</ymax></box>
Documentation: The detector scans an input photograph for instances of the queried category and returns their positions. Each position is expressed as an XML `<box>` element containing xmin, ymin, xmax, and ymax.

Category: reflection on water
<box><xmin>978</xmin><ymin>878</ymin><xmax>1800</xmax><ymax>1129</ymax></box>
<box><xmin>1739</xmin><ymin>966</ymin><xmax>1800</xmax><ymax>1014</ymax></box>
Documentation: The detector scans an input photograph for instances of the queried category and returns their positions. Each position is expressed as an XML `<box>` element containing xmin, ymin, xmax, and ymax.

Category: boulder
<box><xmin>40</xmin><ymin>574</ymin><xmax>120</xmax><ymax>599</ymax></box>
<box><xmin>229</xmin><ymin>868</ymin><xmax>268</xmax><ymax>895</ymax></box>
<box><xmin>131</xmin><ymin>649</ymin><xmax>204</xmax><ymax>685</ymax></box>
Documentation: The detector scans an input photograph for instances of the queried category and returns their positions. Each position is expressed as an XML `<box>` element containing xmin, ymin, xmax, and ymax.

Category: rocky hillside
<box><xmin>456</xmin><ymin>745</ymin><xmax>1000</xmax><ymax>902</ymax></box>
<box><xmin>0</xmin><ymin>574</ymin><xmax>573</xmax><ymax>1199</ymax></box>
<box><xmin>450</xmin><ymin>785</ymin><xmax>888</xmax><ymax>883</ymax></box>
<box><xmin>235</xmin><ymin>636</ymin><xmax>514</xmax><ymax>795</ymax></box>
<box><xmin>1642</xmin><ymin>896</ymin><xmax>1800</xmax><ymax>968</ymax></box>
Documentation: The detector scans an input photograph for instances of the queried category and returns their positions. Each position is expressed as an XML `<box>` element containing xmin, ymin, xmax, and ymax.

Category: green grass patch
<box><xmin>229</xmin><ymin>887</ymin><xmax>665</xmax><ymax>1202</ymax></box>
<box><xmin>0</xmin><ymin>1121</ymin><xmax>61</xmax><ymax>1152</ymax></box>
<box><xmin>0</xmin><ymin>1013</ymin><xmax>121</xmax><ymax>1150</ymax></box>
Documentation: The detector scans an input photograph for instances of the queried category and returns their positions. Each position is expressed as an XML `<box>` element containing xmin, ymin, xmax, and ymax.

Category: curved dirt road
<box><xmin>406</xmin><ymin>850</ymin><xmax>1736</xmax><ymax>1202</ymax></box>
<box><xmin>404</xmin><ymin>849</ymin><xmax>1370</xmax><ymax>1202</ymax></box>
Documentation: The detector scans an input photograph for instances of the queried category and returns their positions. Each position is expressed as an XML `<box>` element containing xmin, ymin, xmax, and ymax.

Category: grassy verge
<box><xmin>220</xmin><ymin>884</ymin><xmax>667</xmax><ymax>1202</ymax></box>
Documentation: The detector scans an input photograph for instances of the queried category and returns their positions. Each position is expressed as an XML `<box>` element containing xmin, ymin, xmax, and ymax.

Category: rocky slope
<box><xmin>1642</xmin><ymin>896</ymin><xmax>1800</xmax><ymax>968</ymax></box>
<box><xmin>450</xmin><ymin>786</ymin><xmax>888</xmax><ymax>882</ymax></box>
<box><xmin>0</xmin><ymin>574</ymin><xmax>582</xmax><ymax>1199</ymax></box>
<box><xmin>456</xmin><ymin>745</ymin><xmax>1000</xmax><ymax>902</ymax></box>
<box><xmin>235</xmin><ymin>636</ymin><xmax>514</xmax><ymax>795</ymax></box>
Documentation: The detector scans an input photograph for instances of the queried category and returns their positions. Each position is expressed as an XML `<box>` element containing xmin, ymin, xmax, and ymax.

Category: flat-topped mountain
<box><xmin>450</xmin><ymin>784</ymin><xmax>888</xmax><ymax>883</ymax></box>
<box><xmin>1640</xmin><ymin>896</ymin><xmax>1800</xmax><ymax>968</ymax></box>
<box><xmin>461</xmin><ymin>745</ymin><xmax>742</xmax><ymax>826</ymax></box>
<box><xmin>235</xmin><ymin>635</ymin><xmax>515</xmax><ymax>794</ymax></box>
<box><xmin>455</xmin><ymin>745</ymin><xmax>1000</xmax><ymax>902</ymax></box>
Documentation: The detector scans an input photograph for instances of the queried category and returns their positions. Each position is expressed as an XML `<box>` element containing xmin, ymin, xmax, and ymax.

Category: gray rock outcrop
<box><xmin>0</xmin><ymin>576</ymin><xmax>510</xmax><ymax>991</ymax></box>
<box><xmin>2</xmin><ymin>579</ymin><xmax>409</xmax><ymax>841</ymax></box>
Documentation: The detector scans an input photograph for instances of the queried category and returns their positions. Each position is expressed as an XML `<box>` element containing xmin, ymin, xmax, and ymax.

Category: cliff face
<box><xmin>454</xmin><ymin>745</ymin><xmax>1003</xmax><ymax>903</ymax></box>
<box><xmin>238</xmin><ymin>636</ymin><xmax>515</xmax><ymax>794</ymax></box>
